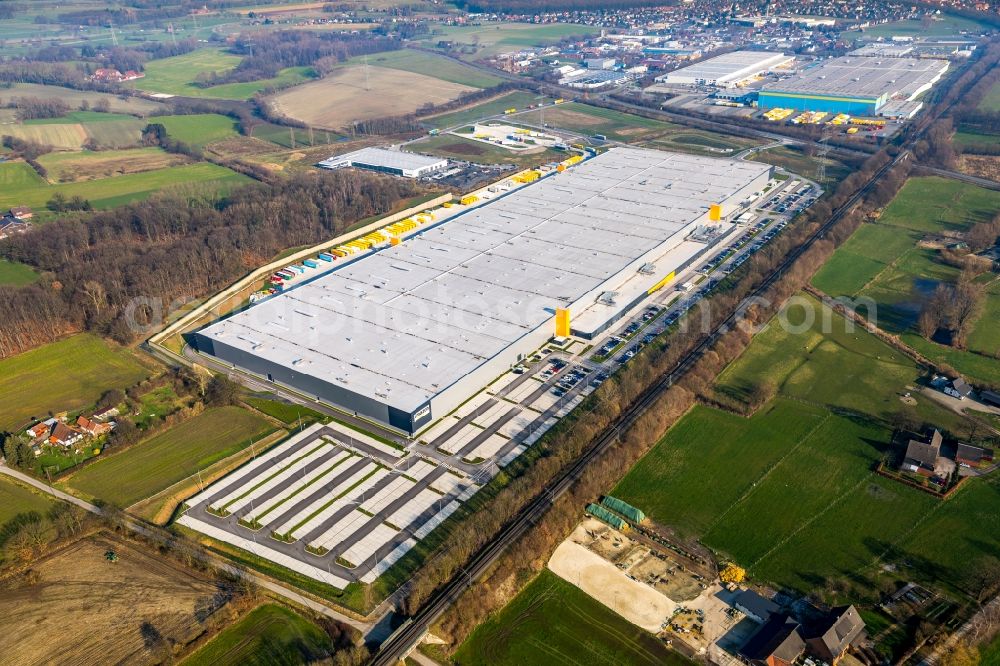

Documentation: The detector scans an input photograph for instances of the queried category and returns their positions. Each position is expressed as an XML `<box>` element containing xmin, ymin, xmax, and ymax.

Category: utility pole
<box><xmin>109</xmin><ymin>22</ymin><xmax>118</xmax><ymax>47</ymax></box>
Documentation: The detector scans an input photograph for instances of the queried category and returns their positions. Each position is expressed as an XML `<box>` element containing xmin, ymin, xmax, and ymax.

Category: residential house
<box><xmin>93</xmin><ymin>405</ymin><xmax>120</xmax><ymax>421</ymax></box>
<box><xmin>76</xmin><ymin>416</ymin><xmax>112</xmax><ymax>437</ymax></box>
<box><xmin>956</xmin><ymin>443</ymin><xmax>994</xmax><ymax>467</ymax></box>
<box><xmin>734</xmin><ymin>589</ymin><xmax>781</xmax><ymax>624</ymax></box>
<box><xmin>945</xmin><ymin>377</ymin><xmax>973</xmax><ymax>400</ymax></box>
<box><xmin>48</xmin><ymin>422</ymin><xmax>83</xmax><ymax>448</ymax></box>
<box><xmin>803</xmin><ymin>605</ymin><xmax>866</xmax><ymax>664</ymax></box>
<box><xmin>900</xmin><ymin>429</ymin><xmax>946</xmax><ymax>477</ymax></box>
<box><xmin>8</xmin><ymin>206</ymin><xmax>32</xmax><ymax>221</ymax></box>
<box><xmin>0</xmin><ymin>217</ymin><xmax>30</xmax><ymax>240</ymax></box>
<box><xmin>740</xmin><ymin>614</ymin><xmax>806</xmax><ymax>666</ymax></box>
<box><xmin>26</xmin><ymin>418</ymin><xmax>57</xmax><ymax>439</ymax></box>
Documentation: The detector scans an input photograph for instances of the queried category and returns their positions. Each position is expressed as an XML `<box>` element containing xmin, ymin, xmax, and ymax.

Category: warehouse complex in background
<box><xmin>655</xmin><ymin>50</ymin><xmax>793</xmax><ymax>88</ymax></box>
<box><xmin>317</xmin><ymin>147</ymin><xmax>448</xmax><ymax>178</ymax></box>
<box><xmin>192</xmin><ymin>148</ymin><xmax>771</xmax><ymax>435</ymax></box>
<box><xmin>758</xmin><ymin>56</ymin><xmax>950</xmax><ymax>116</ymax></box>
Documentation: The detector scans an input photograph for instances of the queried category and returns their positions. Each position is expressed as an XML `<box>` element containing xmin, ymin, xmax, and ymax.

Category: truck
<box><xmin>277</xmin><ymin>269</ymin><xmax>295</xmax><ymax>280</ymax></box>
<box><xmin>318</xmin><ymin>252</ymin><xmax>334</xmax><ymax>262</ymax></box>
<box><xmin>290</xmin><ymin>264</ymin><xmax>306</xmax><ymax>274</ymax></box>
<box><xmin>303</xmin><ymin>258</ymin><xmax>319</xmax><ymax>269</ymax></box>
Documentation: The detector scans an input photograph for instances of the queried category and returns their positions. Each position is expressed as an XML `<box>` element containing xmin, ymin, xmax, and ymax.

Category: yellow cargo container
<box><xmin>460</xmin><ymin>195</ymin><xmax>479</xmax><ymax>205</ymax></box>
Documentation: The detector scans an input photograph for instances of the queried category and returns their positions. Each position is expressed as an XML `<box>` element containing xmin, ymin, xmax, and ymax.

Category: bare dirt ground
<box><xmin>576</xmin><ymin>518</ymin><xmax>704</xmax><ymax>601</ymax></box>
<box><xmin>549</xmin><ymin>521</ymin><xmax>678</xmax><ymax>632</ymax></box>
<box><xmin>958</xmin><ymin>155</ymin><xmax>1000</xmax><ymax>181</ymax></box>
<box><xmin>0</xmin><ymin>533</ymin><xmax>223</xmax><ymax>665</ymax></box>
<box><xmin>269</xmin><ymin>67</ymin><xmax>475</xmax><ymax>129</ymax></box>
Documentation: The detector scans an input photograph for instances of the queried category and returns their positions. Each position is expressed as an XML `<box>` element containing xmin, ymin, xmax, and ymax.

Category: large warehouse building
<box><xmin>655</xmin><ymin>50</ymin><xmax>793</xmax><ymax>88</ymax></box>
<box><xmin>192</xmin><ymin>148</ymin><xmax>771</xmax><ymax>435</ymax></box>
<box><xmin>317</xmin><ymin>147</ymin><xmax>448</xmax><ymax>178</ymax></box>
<box><xmin>758</xmin><ymin>56</ymin><xmax>949</xmax><ymax>115</ymax></box>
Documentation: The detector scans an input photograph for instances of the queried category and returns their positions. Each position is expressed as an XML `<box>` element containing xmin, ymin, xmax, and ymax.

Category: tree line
<box><xmin>0</xmin><ymin>171</ymin><xmax>433</xmax><ymax>358</ymax></box>
<box><xmin>204</xmin><ymin>30</ymin><xmax>400</xmax><ymax>87</ymax></box>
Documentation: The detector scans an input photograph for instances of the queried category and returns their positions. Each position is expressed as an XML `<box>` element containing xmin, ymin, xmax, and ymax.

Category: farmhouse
<box><xmin>734</xmin><ymin>589</ymin><xmax>781</xmax><ymax>624</ymax></box>
<box><xmin>946</xmin><ymin>377</ymin><xmax>973</xmax><ymax>399</ymax></box>
<box><xmin>26</xmin><ymin>418</ymin><xmax>57</xmax><ymax>439</ymax></box>
<box><xmin>0</xmin><ymin>217</ymin><xmax>31</xmax><ymax>240</ymax></box>
<box><xmin>90</xmin><ymin>68</ymin><xmax>145</xmax><ymax>83</ymax></box>
<box><xmin>76</xmin><ymin>416</ymin><xmax>112</xmax><ymax>436</ymax></box>
<box><xmin>48</xmin><ymin>422</ymin><xmax>83</xmax><ymax>448</ymax></box>
<box><xmin>900</xmin><ymin>430</ymin><xmax>946</xmax><ymax>477</ymax></box>
<box><xmin>956</xmin><ymin>443</ymin><xmax>994</xmax><ymax>467</ymax></box>
<box><xmin>739</xmin><ymin>614</ymin><xmax>805</xmax><ymax>666</ymax></box>
<box><xmin>93</xmin><ymin>405</ymin><xmax>120</xmax><ymax>421</ymax></box>
<box><xmin>9</xmin><ymin>206</ymin><xmax>33</xmax><ymax>221</ymax></box>
<box><xmin>802</xmin><ymin>605</ymin><xmax>866</xmax><ymax>664</ymax></box>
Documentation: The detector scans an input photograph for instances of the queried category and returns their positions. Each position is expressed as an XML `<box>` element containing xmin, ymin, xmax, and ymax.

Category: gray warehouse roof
<box><xmin>198</xmin><ymin>148</ymin><xmax>770</xmax><ymax>414</ymax></box>
<box><xmin>659</xmin><ymin>50</ymin><xmax>792</xmax><ymax>85</ymax></box>
<box><xmin>317</xmin><ymin>147</ymin><xmax>447</xmax><ymax>172</ymax></box>
<box><xmin>762</xmin><ymin>56</ymin><xmax>949</xmax><ymax>100</ymax></box>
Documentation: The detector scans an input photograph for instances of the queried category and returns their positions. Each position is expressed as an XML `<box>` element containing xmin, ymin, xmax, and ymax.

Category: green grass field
<box><xmin>37</xmin><ymin>147</ymin><xmax>188</xmax><ymax>183</ymax></box>
<box><xmin>0</xmin><ymin>160</ymin><xmax>249</xmax><ymax>211</ymax></box>
<box><xmin>966</xmin><ymin>280</ymin><xmax>1000</xmax><ymax>357</ymax></box>
<box><xmin>349</xmin><ymin>49</ymin><xmax>503</xmax><ymax>88</ymax></box>
<box><xmin>63</xmin><ymin>406</ymin><xmax>273</xmax><ymax>507</ymax></box>
<box><xmin>841</xmin><ymin>14</ymin><xmax>989</xmax><ymax>41</ymax></box>
<box><xmin>713</xmin><ymin>295</ymin><xmax>967</xmax><ymax>431</ymax></box>
<box><xmin>0</xmin><ymin>476</ymin><xmax>56</xmax><ymax>530</ymax></box>
<box><xmin>454</xmin><ymin>569</ymin><xmax>692</xmax><ymax>666</ymax></box>
<box><xmin>954</xmin><ymin>128</ymin><xmax>1000</xmax><ymax>149</ymax></box>
<box><xmin>135</xmin><ymin>48</ymin><xmax>316</xmax><ymax>99</ymax></box>
<box><xmin>978</xmin><ymin>79</ymin><xmax>1000</xmax><ymax>113</ymax></box>
<box><xmin>0</xmin><ymin>334</ymin><xmax>150</xmax><ymax>432</ymax></box>
<box><xmin>752</xmin><ymin>144</ymin><xmax>851</xmax><ymax>185</ymax></box>
<box><xmin>0</xmin><ymin>259</ymin><xmax>39</xmax><ymax>286</ymax></box>
<box><xmin>982</xmin><ymin>633</ymin><xmax>1000</xmax><ymax>665</ymax></box>
<box><xmin>615</xmin><ymin>296</ymin><xmax>1000</xmax><ymax>601</ymax></box>
<box><xmin>2</xmin><ymin>113</ymin><xmax>146</xmax><ymax>150</ymax></box>
<box><xmin>812</xmin><ymin>176</ymin><xmax>1000</xmax><ymax>385</ymax></box>
<box><xmin>155</xmin><ymin>113</ymin><xmax>241</xmax><ymax>148</ymax></box>
<box><xmin>250</xmin><ymin>123</ymin><xmax>345</xmax><ymax>148</ymax></box>
<box><xmin>182</xmin><ymin>604</ymin><xmax>331</xmax><ymax>666</ymax></box>
<box><xmin>515</xmin><ymin>102</ymin><xmax>673</xmax><ymax>142</ymax></box>
<box><xmin>245</xmin><ymin>396</ymin><xmax>325</xmax><ymax>425</ymax></box>
<box><xmin>418</xmin><ymin>23</ymin><xmax>599</xmax><ymax>60</ymax></box>
<box><xmin>422</xmin><ymin>91</ymin><xmax>547</xmax><ymax>129</ymax></box>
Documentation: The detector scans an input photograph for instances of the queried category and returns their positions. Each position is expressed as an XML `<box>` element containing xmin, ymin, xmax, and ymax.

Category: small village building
<box><xmin>8</xmin><ymin>206</ymin><xmax>33</xmax><ymax>220</ymax></box>
<box><xmin>956</xmin><ymin>443</ymin><xmax>994</xmax><ymax>467</ymax></box>
<box><xmin>734</xmin><ymin>589</ymin><xmax>781</xmax><ymax>624</ymax></box>
<box><xmin>48</xmin><ymin>422</ymin><xmax>83</xmax><ymax>448</ymax></box>
<box><xmin>77</xmin><ymin>416</ymin><xmax>112</xmax><ymax>437</ymax></box>
<box><xmin>802</xmin><ymin>605</ymin><xmax>866</xmax><ymax>664</ymax></box>
<box><xmin>901</xmin><ymin>430</ymin><xmax>947</xmax><ymax>477</ymax></box>
<box><xmin>740</xmin><ymin>614</ymin><xmax>805</xmax><ymax>666</ymax></box>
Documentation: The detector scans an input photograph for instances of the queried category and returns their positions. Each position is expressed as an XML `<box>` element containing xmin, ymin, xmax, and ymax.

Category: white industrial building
<box><xmin>655</xmin><ymin>50</ymin><xmax>793</xmax><ymax>88</ymax></box>
<box><xmin>317</xmin><ymin>147</ymin><xmax>448</xmax><ymax>178</ymax></box>
<box><xmin>193</xmin><ymin>148</ymin><xmax>772</xmax><ymax>435</ymax></box>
